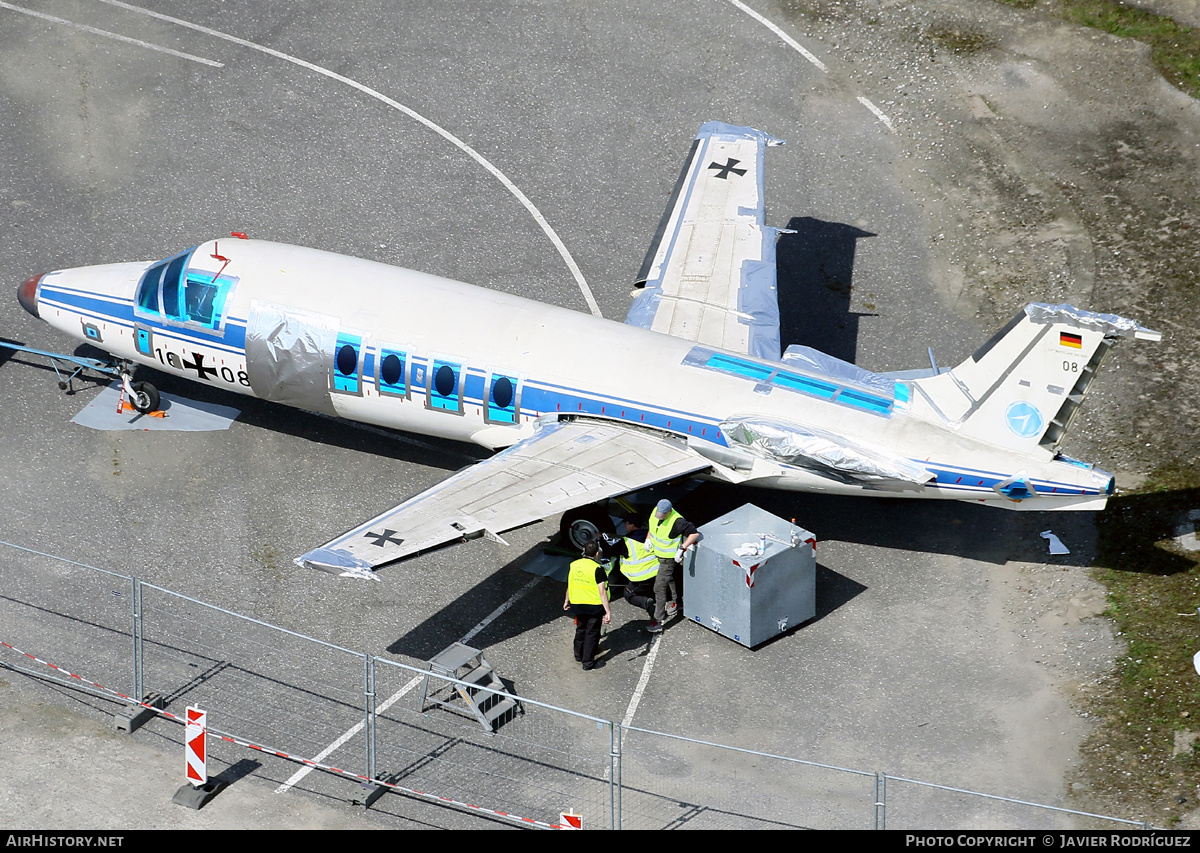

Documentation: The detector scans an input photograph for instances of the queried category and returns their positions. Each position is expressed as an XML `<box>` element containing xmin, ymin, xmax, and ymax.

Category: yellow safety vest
<box><xmin>621</xmin><ymin>537</ymin><xmax>659</xmax><ymax>581</ymax></box>
<box><xmin>568</xmin><ymin>558</ymin><xmax>603</xmax><ymax>605</ymax></box>
<box><xmin>647</xmin><ymin>509</ymin><xmax>683</xmax><ymax>559</ymax></box>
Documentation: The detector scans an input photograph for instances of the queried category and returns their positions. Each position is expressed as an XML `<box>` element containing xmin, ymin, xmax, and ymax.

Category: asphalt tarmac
<box><xmin>0</xmin><ymin>0</ymin><xmax>1134</xmax><ymax>831</ymax></box>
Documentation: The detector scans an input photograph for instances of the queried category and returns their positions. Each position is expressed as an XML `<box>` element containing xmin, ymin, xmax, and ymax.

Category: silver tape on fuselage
<box><xmin>245</xmin><ymin>301</ymin><xmax>339</xmax><ymax>416</ymax></box>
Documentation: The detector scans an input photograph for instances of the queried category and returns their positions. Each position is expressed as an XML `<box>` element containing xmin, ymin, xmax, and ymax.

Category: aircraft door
<box><xmin>244</xmin><ymin>301</ymin><xmax>339</xmax><ymax>415</ymax></box>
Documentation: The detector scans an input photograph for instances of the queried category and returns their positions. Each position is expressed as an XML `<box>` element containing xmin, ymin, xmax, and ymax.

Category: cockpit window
<box><xmin>136</xmin><ymin>261</ymin><xmax>166</xmax><ymax>313</ymax></box>
<box><xmin>134</xmin><ymin>247</ymin><xmax>237</xmax><ymax>332</ymax></box>
<box><xmin>161</xmin><ymin>254</ymin><xmax>186</xmax><ymax>318</ymax></box>
<box><xmin>179</xmin><ymin>272</ymin><xmax>227</xmax><ymax>328</ymax></box>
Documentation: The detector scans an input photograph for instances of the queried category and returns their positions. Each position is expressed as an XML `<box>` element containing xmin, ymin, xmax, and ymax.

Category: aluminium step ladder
<box><xmin>419</xmin><ymin>642</ymin><xmax>522</xmax><ymax>734</ymax></box>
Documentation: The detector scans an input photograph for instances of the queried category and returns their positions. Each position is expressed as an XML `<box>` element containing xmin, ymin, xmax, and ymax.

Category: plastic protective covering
<box><xmin>244</xmin><ymin>301</ymin><xmax>339</xmax><ymax>415</ymax></box>
<box><xmin>780</xmin><ymin>344</ymin><xmax>896</xmax><ymax>398</ymax></box>
<box><xmin>720</xmin><ymin>416</ymin><xmax>933</xmax><ymax>486</ymax></box>
<box><xmin>1025</xmin><ymin>303</ymin><xmax>1162</xmax><ymax>341</ymax></box>
<box><xmin>737</xmin><ymin>240</ymin><xmax>784</xmax><ymax>362</ymax></box>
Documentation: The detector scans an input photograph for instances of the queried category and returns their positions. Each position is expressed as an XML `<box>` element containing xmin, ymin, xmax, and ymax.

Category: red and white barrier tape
<box><xmin>1</xmin><ymin>639</ymin><xmax>573</xmax><ymax>829</ymax></box>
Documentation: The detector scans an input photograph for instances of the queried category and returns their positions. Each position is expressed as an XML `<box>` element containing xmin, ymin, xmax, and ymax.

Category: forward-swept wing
<box><xmin>627</xmin><ymin>121</ymin><xmax>785</xmax><ymax>360</ymax></box>
<box><xmin>297</xmin><ymin>418</ymin><xmax>709</xmax><ymax>577</ymax></box>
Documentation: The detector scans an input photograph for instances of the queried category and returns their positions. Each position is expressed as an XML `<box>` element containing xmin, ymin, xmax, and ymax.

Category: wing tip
<box><xmin>294</xmin><ymin>548</ymin><xmax>379</xmax><ymax>580</ymax></box>
<box><xmin>696</xmin><ymin>120</ymin><xmax>784</xmax><ymax>147</ymax></box>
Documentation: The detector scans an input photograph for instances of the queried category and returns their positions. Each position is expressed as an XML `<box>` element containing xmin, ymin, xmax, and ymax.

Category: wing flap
<box><xmin>296</xmin><ymin>418</ymin><xmax>710</xmax><ymax>576</ymax></box>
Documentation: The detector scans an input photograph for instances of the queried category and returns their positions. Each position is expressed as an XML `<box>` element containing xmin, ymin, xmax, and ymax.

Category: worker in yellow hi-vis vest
<box><xmin>645</xmin><ymin>499</ymin><xmax>699</xmax><ymax>634</ymax></box>
<box><xmin>605</xmin><ymin>515</ymin><xmax>658</xmax><ymax>621</ymax></box>
<box><xmin>562</xmin><ymin>541</ymin><xmax>612</xmax><ymax>671</ymax></box>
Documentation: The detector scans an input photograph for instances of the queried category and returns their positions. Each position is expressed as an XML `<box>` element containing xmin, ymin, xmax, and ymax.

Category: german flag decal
<box><xmin>1059</xmin><ymin>332</ymin><xmax>1083</xmax><ymax>349</ymax></box>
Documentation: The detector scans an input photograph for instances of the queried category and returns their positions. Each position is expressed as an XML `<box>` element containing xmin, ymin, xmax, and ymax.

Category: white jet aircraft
<box><xmin>16</xmin><ymin>122</ymin><xmax>1160</xmax><ymax>578</ymax></box>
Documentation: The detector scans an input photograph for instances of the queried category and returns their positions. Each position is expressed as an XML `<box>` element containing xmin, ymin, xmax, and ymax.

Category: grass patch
<box><xmin>925</xmin><ymin>26</ymin><xmax>998</xmax><ymax>55</ymax></box>
<box><xmin>1057</xmin><ymin>0</ymin><xmax>1200</xmax><ymax>98</ymax></box>
<box><xmin>1086</xmin><ymin>463</ymin><xmax>1200</xmax><ymax>818</ymax></box>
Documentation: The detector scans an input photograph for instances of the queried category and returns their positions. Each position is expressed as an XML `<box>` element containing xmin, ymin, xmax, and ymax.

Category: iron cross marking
<box><xmin>182</xmin><ymin>352</ymin><xmax>218</xmax><ymax>381</ymax></box>
<box><xmin>364</xmin><ymin>529</ymin><xmax>403</xmax><ymax>547</ymax></box>
<box><xmin>708</xmin><ymin>158</ymin><xmax>747</xmax><ymax>180</ymax></box>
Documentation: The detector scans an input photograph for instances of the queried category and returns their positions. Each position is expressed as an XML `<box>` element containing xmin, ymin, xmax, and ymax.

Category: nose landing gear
<box><xmin>118</xmin><ymin>362</ymin><xmax>162</xmax><ymax>415</ymax></box>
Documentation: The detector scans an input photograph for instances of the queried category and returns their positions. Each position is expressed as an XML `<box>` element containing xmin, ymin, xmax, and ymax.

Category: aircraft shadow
<box><xmin>684</xmin><ymin>480</ymin><xmax>1200</xmax><ymax>575</ymax></box>
<box><xmin>1092</xmin><ymin>485</ymin><xmax>1200</xmax><ymax>575</ymax></box>
<box><xmin>386</xmin><ymin>523</ymin><xmax>867</xmax><ymax>662</ymax></box>
<box><xmin>375</xmin><ymin>484</ymin><xmax>1199</xmax><ymax>668</ymax></box>
<box><xmin>776</xmin><ymin>216</ymin><xmax>877</xmax><ymax>362</ymax></box>
<box><xmin>385</xmin><ymin>555</ymin><xmax>567</xmax><ymax>662</ymax></box>
<box><xmin>380</xmin><ymin>474</ymin><xmax>1192</xmax><ymax>661</ymax></box>
<box><xmin>383</xmin><ymin>481</ymin><xmax>1197</xmax><ymax>660</ymax></box>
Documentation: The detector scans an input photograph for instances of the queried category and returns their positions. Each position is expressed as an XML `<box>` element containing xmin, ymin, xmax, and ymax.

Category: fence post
<box><xmin>365</xmin><ymin>653</ymin><xmax>376</xmax><ymax>783</ymax></box>
<box><xmin>875</xmin><ymin>772</ymin><xmax>886</xmax><ymax>830</ymax></box>
<box><xmin>611</xmin><ymin>723</ymin><xmax>621</xmax><ymax>830</ymax></box>
<box><xmin>131</xmin><ymin>576</ymin><xmax>143</xmax><ymax>701</ymax></box>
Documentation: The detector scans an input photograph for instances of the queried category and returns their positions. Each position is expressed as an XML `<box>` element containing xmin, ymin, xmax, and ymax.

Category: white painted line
<box><xmin>275</xmin><ymin>576</ymin><xmax>542</xmax><ymax>793</ymax></box>
<box><xmin>462</xmin><ymin>575</ymin><xmax>541</xmax><ymax>644</ymax></box>
<box><xmin>95</xmin><ymin>0</ymin><xmax>602</xmax><ymax>318</ymax></box>
<box><xmin>725</xmin><ymin>2</ymin><xmax>898</xmax><ymax>133</ymax></box>
<box><xmin>274</xmin><ymin>673</ymin><xmax>422</xmax><ymax>793</ymax></box>
<box><xmin>857</xmin><ymin>96</ymin><xmax>897</xmax><ymax>133</ymax></box>
<box><xmin>1</xmin><ymin>1</ymin><xmax>223</xmax><ymax>67</ymax></box>
<box><xmin>725</xmin><ymin>0</ymin><xmax>828</xmax><ymax>73</ymax></box>
<box><xmin>622</xmin><ymin>633</ymin><xmax>663</xmax><ymax>728</ymax></box>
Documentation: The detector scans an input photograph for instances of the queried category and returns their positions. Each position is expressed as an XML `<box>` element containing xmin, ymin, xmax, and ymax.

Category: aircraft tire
<box><xmin>559</xmin><ymin>503</ymin><xmax>613</xmax><ymax>552</ymax></box>
<box><xmin>131</xmin><ymin>381</ymin><xmax>160</xmax><ymax>414</ymax></box>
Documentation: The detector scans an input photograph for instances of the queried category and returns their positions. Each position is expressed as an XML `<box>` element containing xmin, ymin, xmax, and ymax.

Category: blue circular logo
<box><xmin>1005</xmin><ymin>401</ymin><xmax>1044</xmax><ymax>438</ymax></box>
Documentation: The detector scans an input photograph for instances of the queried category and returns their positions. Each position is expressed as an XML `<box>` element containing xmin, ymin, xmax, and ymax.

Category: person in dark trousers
<box><xmin>604</xmin><ymin>516</ymin><xmax>657</xmax><ymax>620</ymax></box>
<box><xmin>563</xmin><ymin>541</ymin><xmax>611</xmax><ymax>670</ymax></box>
<box><xmin>645</xmin><ymin>499</ymin><xmax>699</xmax><ymax>633</ymax></box>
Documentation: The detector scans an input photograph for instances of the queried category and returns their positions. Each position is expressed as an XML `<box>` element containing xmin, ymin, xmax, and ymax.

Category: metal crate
<box><xmin>682</xmin><ymin>504</ymin><xmax>816</xmax><ymax>648</ymax></box>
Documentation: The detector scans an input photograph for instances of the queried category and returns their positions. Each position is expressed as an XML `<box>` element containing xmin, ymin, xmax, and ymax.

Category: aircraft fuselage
<box><xmin>22</xmin><ymin>236</ymin><xmax>1116</xmax><ymax>509</ymax></box>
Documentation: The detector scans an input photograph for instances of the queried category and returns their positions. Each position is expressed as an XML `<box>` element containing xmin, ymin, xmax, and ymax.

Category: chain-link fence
<box><xmin>372</xmin><ymin>657</ymin><xmax>617</xmax><ymax>829</ymax></box>
<box><xmin>0</xmin><ymin>540</ymin><xmax>1152</xmax><ymax>829</ymax></box>
<box><xmin>139</xmin><ymin>582</ymin><xmax>372</xmax><ymax>778</ymax></box>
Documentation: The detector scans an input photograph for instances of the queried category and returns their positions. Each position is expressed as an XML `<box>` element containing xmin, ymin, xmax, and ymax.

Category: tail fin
<box><xmin>910</xmin><ymin>304</ymin><xmax>1160</xmax><ymax>455</ymax></box>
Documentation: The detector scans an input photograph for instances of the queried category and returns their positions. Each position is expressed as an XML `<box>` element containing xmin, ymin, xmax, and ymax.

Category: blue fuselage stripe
<box><xmin>41</xmin><ymin>288</ymin><xmax>248</xmax><ymax>352</ymax></box>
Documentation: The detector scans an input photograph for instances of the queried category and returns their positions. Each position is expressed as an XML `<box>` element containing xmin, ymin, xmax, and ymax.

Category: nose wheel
<box><xmin>129</xmin><ymin>381</ymin><xmax>161</xmax><ymax>414</ymax></box>
<box><xmin>118</xmin><ymin>363</ymin><xmax>161</xmax><ymax>414</ymax></box>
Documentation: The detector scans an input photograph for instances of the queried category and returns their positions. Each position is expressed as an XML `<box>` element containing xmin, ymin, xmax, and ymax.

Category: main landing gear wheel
<box><xmin>559</xmin><ymin>504</ymin><xmax>612</xmax><ymax>552</ymax></box>
<box><xmin>130</xmin><ymin>381</ymin><xmax>160</xmax><ymax>414</ymax></box>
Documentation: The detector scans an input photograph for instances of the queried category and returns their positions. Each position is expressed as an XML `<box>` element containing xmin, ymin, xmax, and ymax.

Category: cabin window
<box><xmin>376</xmin><ymin>347</ymin><xmax>408</xmax><ymax>398</ymax></box>
<box><xmin>331</xmin><ymin>332</ymin><xmax>363</xmax><ymax>395</ymax></box>
<box><xmin>427</xmin><ymin>358</ymin><xmax>463</xmax><ymax>413</ymax></box>
<box><xmin>485</xmin><ymin>373</ymin><xmax>520</xmax><ymax>424</ymax></box>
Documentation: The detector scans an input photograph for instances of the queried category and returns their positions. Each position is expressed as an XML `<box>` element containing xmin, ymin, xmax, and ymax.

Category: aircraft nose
<box><xmin>18</xmin><ymin>273</ymin><xmax>42</xmax><ymax>318</ymax></box>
